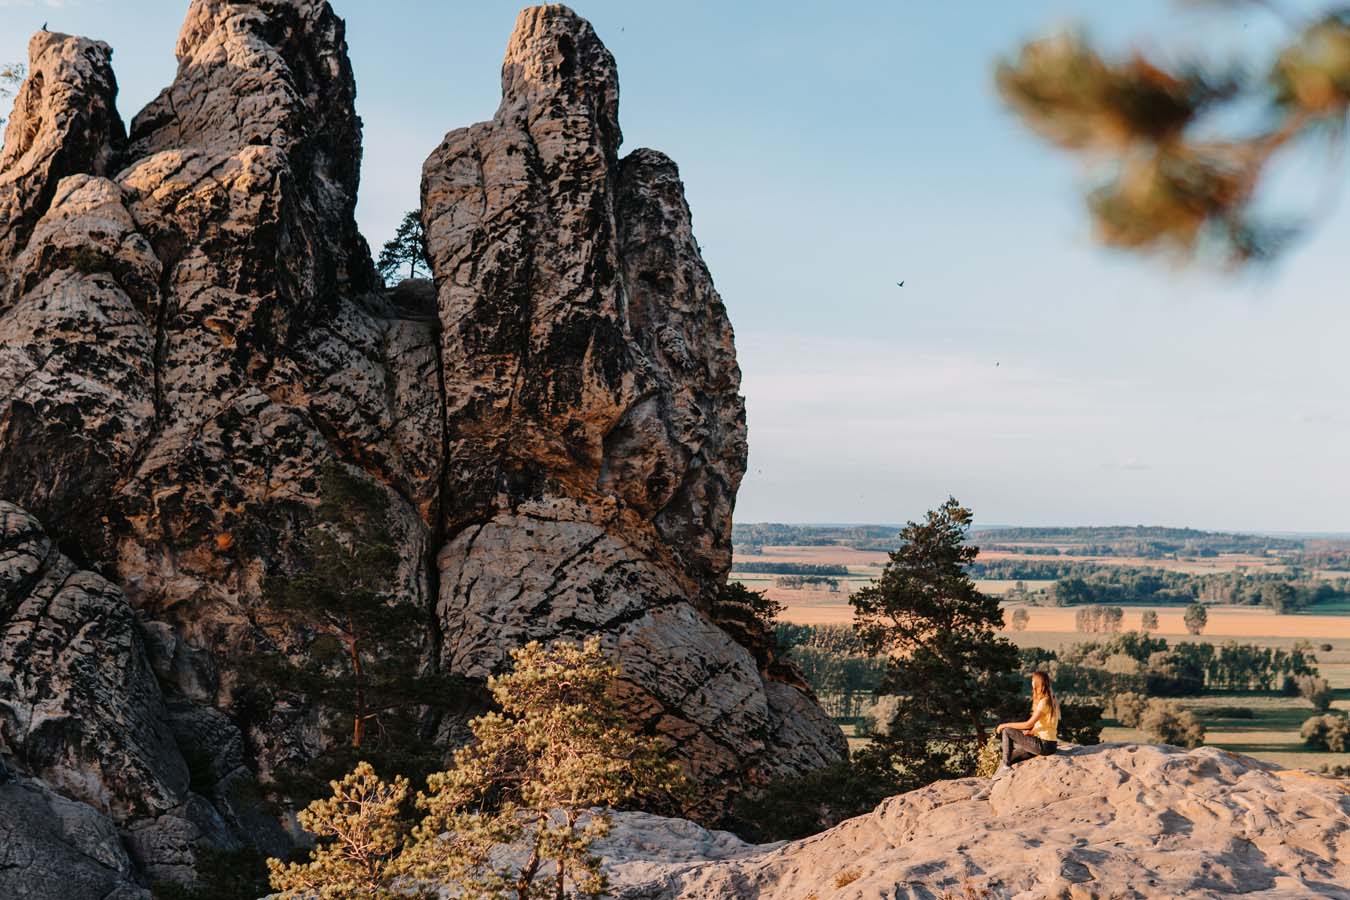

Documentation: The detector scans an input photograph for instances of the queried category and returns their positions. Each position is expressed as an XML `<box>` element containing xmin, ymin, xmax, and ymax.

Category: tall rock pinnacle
<box><xmin>422</xmin><ymin>4</ymin><xmax>844</xmax><ymax>800</ymax></box>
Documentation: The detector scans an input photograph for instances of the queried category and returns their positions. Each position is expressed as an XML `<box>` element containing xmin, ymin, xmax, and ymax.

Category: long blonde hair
<box><xmin>1031</xmin><ymin>671</ymin><xmax>1058</xmax><ymax>719</ymax></box>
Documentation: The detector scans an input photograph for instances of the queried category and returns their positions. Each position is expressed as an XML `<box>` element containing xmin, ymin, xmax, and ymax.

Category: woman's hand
<box><xmin>995</xmin><ymin>723</ymin><xmax>1007</xmax><ymax>733</ymax></box>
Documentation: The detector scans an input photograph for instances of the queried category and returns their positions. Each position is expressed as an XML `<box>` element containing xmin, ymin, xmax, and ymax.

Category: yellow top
<box><xmin>1029</xmin><ymin>697</ymin><xmax>1059</xmax><ymax>742</ymax></box>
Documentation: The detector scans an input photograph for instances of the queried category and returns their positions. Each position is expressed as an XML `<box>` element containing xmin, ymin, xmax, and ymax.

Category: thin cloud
<box><xmin>1101</xmin><ymin>460</ymin><xmax>1152</xmax><ymax>472</ymax></box>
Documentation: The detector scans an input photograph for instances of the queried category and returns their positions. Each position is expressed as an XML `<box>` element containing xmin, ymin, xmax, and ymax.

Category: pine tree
<box><xmin>244</xmin><ymin>462</ymin><xmax>464</xmax><ymax>801</ymax></box>
<box><xmin>850</xmin><ymin>499</ymin><xmax>1021</xmax><ymax>783</ymax></box>
<box><xmin>268</xmin><ymin>762</ymin><xmax>426</xmax><ymax>900</ymax></box>
<box><xmin>376</xmin><ymin>210</ymin><xmax>430</xmax><ymax>284</ymax></box>
<box><xmin>400</xmin><ymin>638</ymin><xmax>690</xmax><ymax>900</ymax></box>
<box><xmin>997</xmin><ymin>6</ymin><xmax>1350</xmax><ymax>265</ymax></box>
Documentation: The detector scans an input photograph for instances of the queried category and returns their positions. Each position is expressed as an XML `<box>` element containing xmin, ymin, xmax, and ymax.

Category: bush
<box><xmin>1296</xmin><ymin>674</ymin><xmax>1334</xmax><ymax>712</ymax></box>
<box><xmin>1301</xmin><ymin>714</ymin><xmax>1350</xmax><ymax>752</ymax></box>
<box><xmin>975</xmin><ymin>734</ymin><xmax>1001</xmax><ymax>778</ymax></box>
<box><xmin>1139</xmin><ymin>699</ymin><xmax>1205</xmax><ymax>748</ymax></box>
<box><xmin>1058</xmin><ymin>700</ymin><xmax>1104</xmax><ymax>745</ymax></box>
<box><xmin>730</xmin><ymin>755</ymin><xmax>902</xmax><ymax>842</ymax></box>
<box><xmin>854</xmin><ymin>695</ymin><xmax>900</xmax><ymax>739</ymax></box>
<box><xmin>1106</xmin><ymin>691</ymin><xmax>1148</xmax><ymax>728</ymax></box>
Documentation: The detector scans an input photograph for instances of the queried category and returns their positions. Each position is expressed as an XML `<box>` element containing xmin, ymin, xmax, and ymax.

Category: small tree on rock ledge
<box><xmin>377</xmin><ymin>210</ymin><xmax>430</xmax><ymax>283</ymax></box>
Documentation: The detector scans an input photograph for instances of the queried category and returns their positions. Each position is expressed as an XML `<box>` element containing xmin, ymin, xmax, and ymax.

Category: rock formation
<box><xmin>0</xmin><ymin>0</ymin><xmax>844</xmax><ymax>890</ymax></box>
<box><xmin>421</xmin><ymin>5</ymin><xmax>841</xmax><ymax>794</ymax></box>
<box><xmin>597</xmin><ymin>744</ymin><xmax>1350</xmax><ymax>899</ymax></box>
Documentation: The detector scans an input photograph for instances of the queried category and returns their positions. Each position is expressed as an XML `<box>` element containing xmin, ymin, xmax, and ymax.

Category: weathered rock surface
<box><xmin>0</xmin><ymin>31</ymin><xmax>124</xmax><ymax>292</ymax></box>
<box><xmin>597</xmin><ymin>744</ymin><xmax>1350</xmax><ymax>900</ymax></box>
<box><xmin>0</xmin><ymin>500</ymin><xmax>255</xmax><ymax>886</ymax></box>
<box><xmin>422</xmin><ymin>4</ymin><xmax>841</xmax><ymax>796</ymax></box>
<box><xmin>0</xmin><ymin>777</ymin><xmax>150</xmax><ymax>900</ymax></box>
<box><xmin>0</xmin><ymin>0</ymin><xmax>843</xmax><ymax>889</ymax></box>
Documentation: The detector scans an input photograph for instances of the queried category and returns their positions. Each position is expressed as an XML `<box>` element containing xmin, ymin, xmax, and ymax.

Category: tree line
<box><xmin>992</xmin><ymin>564</ymin><xmax>1350</xmax><ymax>614</ymax></box>
<box><xmin>734</xmin><ymin>561</ymin><xmax>850</xmax><ymax>576</ymax></box>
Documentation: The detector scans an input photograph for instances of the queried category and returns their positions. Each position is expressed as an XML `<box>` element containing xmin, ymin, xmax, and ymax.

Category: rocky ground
<box><xmin>597</xmin><ymin>743</ymin><xmax>1350</xmax><ymax>900</ymax></box>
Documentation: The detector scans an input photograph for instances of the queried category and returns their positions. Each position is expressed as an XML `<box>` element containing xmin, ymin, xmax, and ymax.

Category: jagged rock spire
<box><xmin>422</xmin><ymin>4</ymin><xmax>842</xmax><ymax>804</ymax></box>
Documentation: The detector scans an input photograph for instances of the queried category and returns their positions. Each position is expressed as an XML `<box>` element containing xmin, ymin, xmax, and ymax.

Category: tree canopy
<box><xmin>377</xmin><ymin>210</ymin><xmax>430</xmax><ymax>283</ymax></box>
<box><xmin>850</xmin><ymin>498</ymin><xmax>1021</xmax><ymax>783</ymax></box>
<box><xmin>269</xmin><ymin>638</ymin><xmax>686</xmax><ymax>899</ymax></box>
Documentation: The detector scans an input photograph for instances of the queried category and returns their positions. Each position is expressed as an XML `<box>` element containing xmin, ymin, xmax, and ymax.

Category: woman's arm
<box><xmin>997</xmin><ymin>698</ymin><xmax>1047</xmax><ymax>733</ymax></box>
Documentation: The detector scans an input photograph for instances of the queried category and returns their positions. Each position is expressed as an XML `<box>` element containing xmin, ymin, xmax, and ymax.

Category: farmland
<box><xmin>734</xmin><ymin>523</ymin><xmax>1350</xmax><ymax>772</ymax></box>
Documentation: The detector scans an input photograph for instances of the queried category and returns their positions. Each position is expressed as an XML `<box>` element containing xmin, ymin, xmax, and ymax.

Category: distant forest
<box><xmin>733</xmin><ymin>523</ymin><xmax>900</xmax><ymax>552</ymax></box>
<box><xmin>970</xmin><ymin>525</ymin><xmax>1302</xmax><ymax>558</ymax></box>
<box><xmin>992</xmin><ymin>565</ymin><xmax>1350</xmax><ymax>613</ymax></box>
<box><xmin>732</xmin><ymin>561</ymin><xmax>851</xmax><ymax>576</ymax></box>
<box><xmin>735</xmin><ymin>523</ymin><xmax>1342</xmax><ymax>560</ymax></box>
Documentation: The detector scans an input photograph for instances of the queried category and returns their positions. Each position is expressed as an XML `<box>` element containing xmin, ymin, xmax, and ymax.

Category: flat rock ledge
<box><xmin>595</xmin><ymin>743</ymin><xmax>1350</xmax><ymax>900</ymax></box>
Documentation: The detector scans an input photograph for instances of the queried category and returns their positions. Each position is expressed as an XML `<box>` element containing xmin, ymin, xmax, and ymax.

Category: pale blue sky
<box><xmin>2</xmin><ymin>1</ymin><xmax>1346</xmax><ymax>532</ymax></box>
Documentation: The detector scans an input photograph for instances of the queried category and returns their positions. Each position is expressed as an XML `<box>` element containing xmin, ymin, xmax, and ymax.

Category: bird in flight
<box><xmin>896</xmin><ymin>280</ymin><xmax>905</xmax><ymax>288</ymax></box>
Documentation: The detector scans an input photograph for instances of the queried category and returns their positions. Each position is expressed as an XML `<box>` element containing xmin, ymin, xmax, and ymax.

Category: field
<box><xmin>737</xmin><ymin>540</ymin><xmax>1350</xmax><ymax>771</ymax></box>
<box><xmin>1101</xmin><ymin>693</ymin><xmax>1350</xmax><ymax>771</ymax></box>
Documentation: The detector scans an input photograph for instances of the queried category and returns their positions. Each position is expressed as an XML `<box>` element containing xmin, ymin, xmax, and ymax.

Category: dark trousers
<box><xmin>1002</xmin><ymin>728</ymin><xmax>1056</xmax><ymax>767</ymax></box>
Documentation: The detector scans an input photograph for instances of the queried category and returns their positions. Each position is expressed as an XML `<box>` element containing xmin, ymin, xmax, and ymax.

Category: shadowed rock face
<box><xmin>0</xmin><ymin>0</ymin><xmax>844</xmax><ymax>888</ymax></box>
<box><xmin>0</xmin><ymin>501</ymin><xmax>259</xmax><ymax>888</ymax></box>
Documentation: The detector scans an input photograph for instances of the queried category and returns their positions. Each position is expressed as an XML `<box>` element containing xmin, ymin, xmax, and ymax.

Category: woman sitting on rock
<box><xmin>974</xmin><ymin>672</ymin><xmax>1058</xmax><ymax>799</ymax></box>
<box><xmin>995</xmin><ymin>670</ymin><xmax>1059</xmax><ymax>769</ymax></box>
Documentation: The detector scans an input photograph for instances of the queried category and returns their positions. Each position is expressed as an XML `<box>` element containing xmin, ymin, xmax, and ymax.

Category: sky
<box><xmin>2</xmin><ymin>0</ymin><xmax>1347</xmax><ymax>533</ymax></box>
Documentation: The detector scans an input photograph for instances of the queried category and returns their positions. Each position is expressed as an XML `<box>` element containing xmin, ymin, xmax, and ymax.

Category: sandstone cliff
<box><xmin>0</xmin><ymin>0</ymin><xmax>843</xmax><ymax>891</ymax></box>
<box><xmin>597</xmin><ymin>744</ymin><xmax>1350</xmax><ymax>899</ymax></box>
<box><xmin>421</xmin><ymin>5</ymin><xmax>841</xmax><ymax>793</ymax></box>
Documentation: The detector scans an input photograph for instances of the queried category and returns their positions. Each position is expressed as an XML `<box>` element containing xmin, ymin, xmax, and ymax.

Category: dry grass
<box><xmin>935</xmin><ymin>881</ymin><xmax>998</xmax><ymax>900</ymax></box>
<box><xmin>833</xmin><ymin>869</ymin><xmax>862</xmax><ymax>888</ymax></box>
